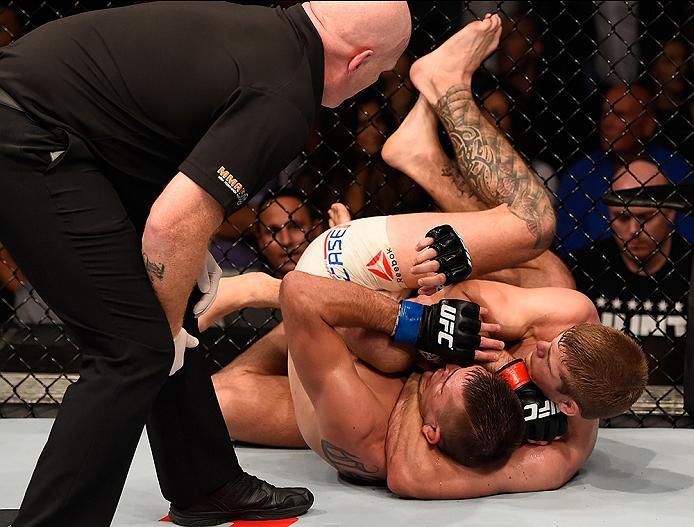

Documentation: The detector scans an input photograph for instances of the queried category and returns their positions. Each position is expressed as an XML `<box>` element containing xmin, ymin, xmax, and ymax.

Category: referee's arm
<box><xmin>142</xmin><ymin>171</ymin><xmax>224</xmax><ymax>335</ymax></box>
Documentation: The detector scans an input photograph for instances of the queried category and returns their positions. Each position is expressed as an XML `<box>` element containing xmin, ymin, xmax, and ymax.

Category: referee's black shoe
<box><xmin>168</xmin><ymin>471</ymin><xmax>314</xmax><ymax>526</ymax></box>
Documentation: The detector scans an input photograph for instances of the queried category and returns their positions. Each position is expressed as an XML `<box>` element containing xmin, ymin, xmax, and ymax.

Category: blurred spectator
<box><xmin>496</xmin><ymin>14</ymin><xmax>566</xmax><ymax>166</ymax></box>
<box><xmin>467</xmin><ymin>1</ymin><xmax>640</xmax><ymax>85</ymax></box>
<box><xmin>211</xmin><ymin>205</ymin><xmax>260</xmax><ymax>273</ymax></box>
<box><xmin>1</xmin><ymin>243</ymin><xmax>21</xmax><ymax>327</ymax></box>
<box><xmin>0</xmin><ymin>4</ymin><xmax>21</xmax><ymax>47</ymax></box>
<box><xmin>381</xmin><ymin>53</ymin><xmax>416</xmax><ymax>124</ymax></box>
<box><xmin>556</xmin><ymin>83</ymin><xmax>693</xmax><ymax>254</ymax></box>
<box><xmin>571</xmin><ymin>160</ymin><xmax>690</xmax><ymax>386</ymax></box>
<box><xmin>1</xmin><ymin>244</ymin><xmax>60</xmax><ymax>325</ymax></box>
<box><xmin>345</xmin><ymin>96</ymin><xmax>391</xmax><ymax>214</ymax></box>
<box><xmin>254</xmin><ymin>189</ymin><xmax>323</xmax><ymax>277</ymax></box>
<box><xmin>204</xmin><ymin>190</ymin><xmax>323</xmax><ymax>332</ymax></box>
<box><xmin>648</xmin><ymin>38</ymin><xmax>694</xmax><ymax>165</ymax></box>
<box><xmin>592</xmin><ymin>1</ymin><xmax>640</xmax><ymax>85</ymax></box>
<box><xmin>479</xmin><ymin>88</ymin><xmax>558</xmax><ymax>199</ymax></box>
<box><xmin>0</xmin><ymin>244</ymin><xmax>23</xmax><ymax>295</ymax></box>
<box><xmin>344</xmin><ymin>96</ymin><xmax>428</xmax><ymax>217</ymax></box>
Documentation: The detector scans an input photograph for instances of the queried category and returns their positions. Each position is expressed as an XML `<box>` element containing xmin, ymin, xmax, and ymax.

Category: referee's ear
<box><xmin>347</xmin><ymin>49</ymin><xmax>373</xmax><ymax>74</ymax></box>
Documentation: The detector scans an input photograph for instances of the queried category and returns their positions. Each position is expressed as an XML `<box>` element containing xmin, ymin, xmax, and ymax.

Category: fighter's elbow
<box><xmin>538</xmin><ymin>461</ymin><xmax>577</xmax><ymax>492</ymax></box>
<box><xmin>386</xmin><ymin>466</ymin><xmax>417</xmax><ymax>498</ymax></box>
<box><xmin>548</xmin><ymin>469</ymin><xmax>574</xmax><ymax>491</ymax></box>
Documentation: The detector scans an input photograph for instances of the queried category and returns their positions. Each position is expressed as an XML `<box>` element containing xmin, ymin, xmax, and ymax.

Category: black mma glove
<box><xmin>496</xmin><ymin>359</ymin><xmax>568</xmax><ymax>443</ymax></box>
<box><xmin>392</xmin><ymin>299</ymin><xmax>482</xmax><ymax>366</ymax></box>
<box><xmin>426</xmin><ymin>225</ymin><xmax>473</xmax><ymax>285</ymax></box>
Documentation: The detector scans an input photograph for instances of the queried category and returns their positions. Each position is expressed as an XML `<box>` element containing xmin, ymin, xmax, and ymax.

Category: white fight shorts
<box><xmin>296</xmin><ymin>216</ymin><xmax>408</xmax><ymax>292</ymax></box>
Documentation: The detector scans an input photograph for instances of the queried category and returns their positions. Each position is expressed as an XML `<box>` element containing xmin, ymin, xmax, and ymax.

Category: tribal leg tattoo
<box><xmin>321</xmin><ymin>439</ymin><xmax>383</xmax><ymax>482</ymax></box>
<box><xmin>441</xmin><ymin>160</ymin><xmax>477</xmax><ymax>200</ymax></box>
<box><xmin>434</xmin><ymin>85</ymin><xmax>555</xmax><ymax>248</ymax></box>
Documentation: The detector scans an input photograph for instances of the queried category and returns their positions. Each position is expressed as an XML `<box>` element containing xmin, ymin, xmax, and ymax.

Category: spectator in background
<box><xmin>1</xmin><ymin>244</ymin><xmax>60</xmax><ymax>325</ymax></box>
<box><xmin>496</xmin><ymin>14</ymin><xmax>566</xmax><ymax>166</ymax></box>
<box><xmin>202</xmin><ymin>189</ymin><xmax>324</xmax><ymax>332</ymax></box>
<box><xmin>591</xmin><ymin>1</ymin><xmax>640</xmax><ymax>86</ymax></box>
<box><xmin>0</xmin><ymin>243</ymin><xmax>22</xmax><ymax>326</ymax></box>
<box><xmin>210</xmin><ymin>204</ymin><xmax>260</xmax><ymax>274</ymax></box>
<box><xmin>556</xmin><ymin>83</ymin><xmax>693</xmax><ymax>254</ymax></box>
<box><xmin>345</xmin><ymin>96</ymin><xmax>391</xmax><ymax>214</ymax></box>
<box><xmin>571</xmin><ymin>160</ymin><xmax>690</xmax><ymax>389</ymax></box>
<box><xmin>0</xmin><ymin>4</ymin><xmax>21</xmax><ymax>47</ymax></box>
<box><xmin>210</xmin><ymin>188</ymin><xmax>323</xmax><ymax>277</ymax></box>
<box><xmin>381</xmin><ymin>53</ymin><xmax>416</xmax><ymax>124</ymax></box>
<box><xmin>254</xmin><ymin>189</ymin><xmax>323</xmax><ymax>277</ymax></box>
<box><xmin>479</xmin><ymin>88</ymin><xmax>558</xmax><ymax>200</ymax></box>
<box><xmin>648</xmin><ymin>38</ymin><xmax>694</xmax><ymax>165</ymax></box>
<box><xmin>346</xmin><ymin>95</ymin><xmax>428</xmax><ymax>217</ymax></box>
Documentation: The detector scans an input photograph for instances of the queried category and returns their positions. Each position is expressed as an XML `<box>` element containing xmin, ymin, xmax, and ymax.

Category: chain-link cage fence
<box><xmin>0</xmin><ymin>1</ymin><xmax>692</xmax><ymax>426</ymax></box>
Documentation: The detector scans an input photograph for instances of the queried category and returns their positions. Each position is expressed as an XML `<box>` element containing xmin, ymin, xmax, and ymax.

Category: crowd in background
<box><xmin>0</xmin><ymin>1</ymin><xmax>692</xmax><ymax>420</ymax></box>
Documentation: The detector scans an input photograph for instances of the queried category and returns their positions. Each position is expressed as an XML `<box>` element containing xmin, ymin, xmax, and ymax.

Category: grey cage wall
<box><xmin>0</xmin><ymin>0</ymin><xmax>692</xmax><ymax>427</ymax></box>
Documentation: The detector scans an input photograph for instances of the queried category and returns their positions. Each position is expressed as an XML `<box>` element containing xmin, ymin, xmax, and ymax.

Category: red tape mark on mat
<box><xmin>231</xmin><ymin>520</ymin><xmax>298</xmax><ymax>527</ymax></box>
<box><xmin>159</xmin><ymin>515</ymin><xmax>298</xmax><ymax>526</ymax></box>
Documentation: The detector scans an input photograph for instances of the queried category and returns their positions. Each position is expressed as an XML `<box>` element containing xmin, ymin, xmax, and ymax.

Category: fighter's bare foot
<box><xmin>381</xmin><ymin>94</ymin><xmax>450</xmax><ymax>181</ymax></box>
<box><xmin>328</xmin><ymin>202</ymin><xmax>351</xmax><ymax>228</ymax></box>
<box><xmin>410</xmin><ymin>14</ymin><xmax>502</xmax><ymax>105</ymax></box>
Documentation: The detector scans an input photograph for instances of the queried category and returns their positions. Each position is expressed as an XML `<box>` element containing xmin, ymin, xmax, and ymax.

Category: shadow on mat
<box><xmin>569</xmin><ymin>438</ymin><xmax>694</xmax><ymax>493</ymax></box>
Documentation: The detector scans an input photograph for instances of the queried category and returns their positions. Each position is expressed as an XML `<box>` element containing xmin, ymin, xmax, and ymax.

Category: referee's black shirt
<box><xmin>0</xmin><ymin>1</ymin><xmax>324</xmax><ymax>216</ymax></box>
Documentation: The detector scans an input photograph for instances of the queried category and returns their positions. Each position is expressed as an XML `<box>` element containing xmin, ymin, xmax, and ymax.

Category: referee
<box><xmin>0</xmin><ymin>2</ymin><xmax>411</xmax><ymax>526</ymax></box>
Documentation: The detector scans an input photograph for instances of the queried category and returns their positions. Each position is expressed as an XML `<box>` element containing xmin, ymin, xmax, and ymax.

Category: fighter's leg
<box><xmin>478</xmin><ymin>250</ymin><xmax>576</xmax><ymax>289</ymax></box>
<box><xmin>387</xmin><ymin>206</ymin><xmax>549</xmax><ymax>289</ymax></box>
<box><xmin>381</xmin><ymin>100</ymin><xmax>571</xmax><ymax>288</ymax></box>
<box><xmin>212</xmin><ymin>324</ymin><xmax>307</xmax><ymax>448</ymax></box>
<box><xmin>409</xmin><ymin>15</ymin><xmax>555</xmax><ymax>251</ymax></box>
<box><xmin>382</xmin><ymin>94</ymin><xmax>485</xmax><ymax>213</ymax></box>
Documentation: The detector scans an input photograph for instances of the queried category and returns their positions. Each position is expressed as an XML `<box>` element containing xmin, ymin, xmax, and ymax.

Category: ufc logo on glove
<box><xmin>524</xmin><ymin>400</ymin><xmax>561</xmax><ymax>421</ymax></box>
<box><xmin>392</xmin><ymin>299</ymin><xmax>482</xmax><ymax>367</ymax></box>
<box><xmin>437</xmin><ymin>304</ymin><xmax>457</xmax><ymax>348</ymax></box>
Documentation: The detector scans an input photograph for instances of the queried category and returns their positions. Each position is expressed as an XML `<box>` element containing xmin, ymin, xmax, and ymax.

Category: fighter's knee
<box><xmin>538</xmin><ymin>209</ymin><xmax>557</xmax><ymax>251</ymax></box>
<box><xmin>213</xmin><ymin>367</ymin><xmax>256</xmax><ymax>408</ymax></box>
<box><xmin>279</xmin><ymin>271</ymin><xmax>312</xmax><ymax>313</ymax></box>
<box><xmin>213</xmin><ymin>362</ymin><xmax>249</xmax><ymax>389</ymax></box>
<box><xmin>211</xmin><ymin>373</ymin><xmax>228</xmax><ymax>403</ymax></box>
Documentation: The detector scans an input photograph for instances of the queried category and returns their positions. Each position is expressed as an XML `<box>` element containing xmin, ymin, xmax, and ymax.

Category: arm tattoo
<box><xmin>321</xmin><ymin>439</ymin><xmax>383</xmax><ymax>483</ymax></box>
<box><xmin>434</xmin><ymin>85</ymin><xmax>555</xmax><ymax>248</ymax></box>
<box><xmin>142</xmin><ymin>252</ymin><xmax>165</xmax><ymax>281</ymax></box>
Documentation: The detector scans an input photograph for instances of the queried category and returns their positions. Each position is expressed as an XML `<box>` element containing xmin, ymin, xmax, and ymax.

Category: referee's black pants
<box><xmin>0</xmin><ymin>104</ymin><xmax>243</xmax><ymax>526</ymax></box>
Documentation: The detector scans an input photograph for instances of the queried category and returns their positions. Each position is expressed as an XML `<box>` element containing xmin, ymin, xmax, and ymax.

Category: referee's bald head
<box><xmin>303</xmin><ymin>1</ymin><xmax>412</xmax><ymax>107</ymax></box>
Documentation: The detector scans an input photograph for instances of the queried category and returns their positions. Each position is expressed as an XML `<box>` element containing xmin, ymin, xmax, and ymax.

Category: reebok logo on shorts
<box><xmin>217</xmin><ymin>166</ymin><xmax>249</xmax><ymax>205</ymax></box>
<box><xmin>366</xmin><ymin>248</ymin><xmax>403</xmax><ymax>283</ymax></box>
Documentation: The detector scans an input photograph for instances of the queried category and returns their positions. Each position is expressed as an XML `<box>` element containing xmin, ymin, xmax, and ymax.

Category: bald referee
<box><xmin>0</xmin><ymin>2</ymin><xmax>411</xmax><ymax>526</ymax></box>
